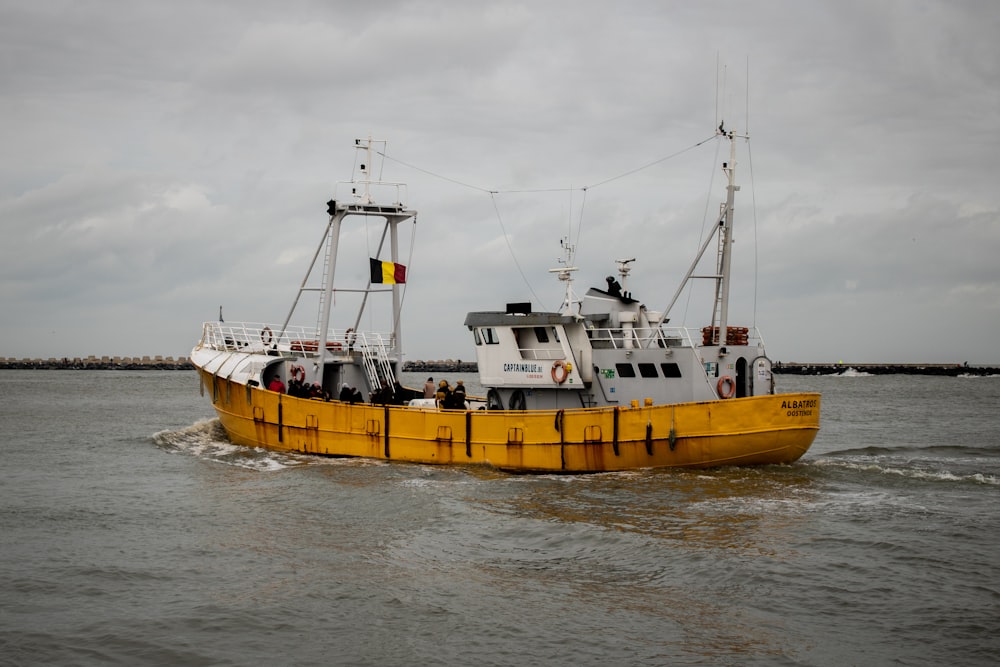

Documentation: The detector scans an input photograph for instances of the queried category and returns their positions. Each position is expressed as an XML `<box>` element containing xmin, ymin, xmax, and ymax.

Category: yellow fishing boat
<box><xmin>191</xmin><ymin>131</ymin><xmax>819</xmax><ymax>472</ymax></box>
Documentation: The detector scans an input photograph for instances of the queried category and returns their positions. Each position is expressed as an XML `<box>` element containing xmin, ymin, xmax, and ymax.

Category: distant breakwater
<box><xmin>0</xmin><ymin>357</ymin><xmax>466</xmax><ymax>372</ymax></box>
<box><xmin>3</xmin><ymin>358</ymin><xmax>996</xmax><ymax>376</ymax></box>
<box><xmin>402</xmin><ymin>360</ymin><xmax>478</xmax><ymax>373</ymax></box>
<box><xmin>774</xmin><ymin>363</ymin><xmax>999</xmax><ymax>376</ymax></box>
<box><xmin>0</xmin><ymin>356</ymin><xmax>192</xmax><ymax>370</ymax></box>
<box><xmin>404</xmin><ymin>361</ymin><xmax>1000</xmax><ymax>376</ymax></box>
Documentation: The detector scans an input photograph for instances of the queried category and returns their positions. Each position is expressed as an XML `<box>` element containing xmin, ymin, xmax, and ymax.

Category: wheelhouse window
<box><xmin>480</xmin><ymin>327</ymin><xmax>500</xmax><ymax>345</ymax></box>
<box><xmin>660</xmin><ymin>362</ymin><xmax>682</xmax><ymax>378</ymax></box>
<box><xmin>534</xmin><ymin>327</ymin><xmax>549</xmax><ymax>343</ymax></box>
<box><xmin>638</xmin><ymin>363</ymin><xmax>658</xmax><ymax>378</ymax></box>
<box><xmin>615</xmin><ymin>363</ymin><xmax>636</xmax><ymax>378</ymax></box>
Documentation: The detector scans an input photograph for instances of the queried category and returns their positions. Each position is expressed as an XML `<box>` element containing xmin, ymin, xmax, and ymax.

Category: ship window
<box><xmin>534</xmin><ymin>327</ymin><xmax>549</xmax><ymax>343</ymax></box>
<box><xmin>481</xmin><ymin>327</ymin><xmax>500</xmax><ymax>345</ymax></box>
<box><xmin>615</xmin><ymin>363</ymin><xmax>636</xmax><ymax>378</ymax></box>
<box><xmin>552</xmin><ymin>327</ymin><xmax>561</xmax><ymax>342</ymax></box>
<box><xmin>638</xmin><ymin>363</ymin><xmax>658</xmax><ymax>378</ymax></box>
<box><xmin>660</xmin><ymin>362</ymin><xmax>682</xmax><ymax>378</ymax></box>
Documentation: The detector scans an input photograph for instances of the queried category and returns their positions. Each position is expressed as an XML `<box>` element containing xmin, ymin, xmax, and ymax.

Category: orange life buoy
<box><xmin>291</xmin><ymin>365</ymin><xmax>305</xmax><ymax>382</ymax></box>
<box><xmin>261</xmin><ymin>326</ymin><xmax>274</xmax><ymax>345</ymax></box>
<box><xmin>551</xmin><ymin>360</ymin><xmax>569</xmax><ymax>384</ymax></box>
<box><xmin>717</xmin><ymin>375</ymin><xmax>736</xmax><ymax>398</ymax></box>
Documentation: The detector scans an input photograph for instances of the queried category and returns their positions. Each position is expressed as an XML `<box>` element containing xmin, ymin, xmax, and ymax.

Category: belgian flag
<box><xmin>369</xmin><ymin>258</ymin><xmax>407</xmax><ymax>284</ymax></box>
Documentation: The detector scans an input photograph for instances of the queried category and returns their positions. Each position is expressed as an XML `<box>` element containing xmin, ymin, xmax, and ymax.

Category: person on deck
<box><xmin>267</xmin><ymin>376</ymin><xmax>286</xmax><ymax>394</ymax></box>
<box><xmin>606</xmin><ymin>276</ymin><xmax>622</xmax><ymax>297</ymax></box>
<box><xmin>423</xmin><ymin>377</ymin><xmax>435</xmax><ymax>398</ymax></box>
<box><xmin>435</xmin><ymin>380</ymin><xmax>451</xmax><ymax>408</ymax></box>
<box><xmin>450</xmin><ymin>380</ymin><xmax>467</xmax><ymax>409</ymax></box>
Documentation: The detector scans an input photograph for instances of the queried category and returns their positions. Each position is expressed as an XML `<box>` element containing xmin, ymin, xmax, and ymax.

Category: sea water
<box><xmin>0</xmin><ymin>370</ymin><xmax>997</xmax><ymax>666</ymax></box>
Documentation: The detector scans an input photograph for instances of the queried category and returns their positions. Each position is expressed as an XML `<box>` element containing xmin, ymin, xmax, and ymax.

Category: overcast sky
<box><xmin>2</xmin><ymin>0</ymin><xmax>998</xmax><ymax>365</ymax></box>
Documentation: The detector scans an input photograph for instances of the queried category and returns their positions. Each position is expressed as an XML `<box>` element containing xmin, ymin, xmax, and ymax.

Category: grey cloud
<box><xmin>2</xmin><ymin>0</ymin><xmax>998</xmax><ymax>364</ymax></box>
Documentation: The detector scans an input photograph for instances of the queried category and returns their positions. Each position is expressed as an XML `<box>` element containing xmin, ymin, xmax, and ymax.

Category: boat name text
<box><xmin>781</xmin><ymin>398</ymin><xmax>818</xmax><ymax>417</ymax></box>
<box><xmin>504</xmin><ymin>362</ymin><xmax>544</xmax><ymax>373</ymax></box>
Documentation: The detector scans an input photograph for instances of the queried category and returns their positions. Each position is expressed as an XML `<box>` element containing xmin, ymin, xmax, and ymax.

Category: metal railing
<box><xmin>583</xmin><ymin>325</ymin><xmax>763</xmax><ymax>351</ymax></box>
<box><xmin>585</xmin><ymin>326</ymin><xmax>694</xmax><ymax>350</ymax></box>
<box><xmin>357</xmin><ymin>332</ymin><xmax>396</xmax><ymax>390</ymax></box>
<box><xmin>199</xmin><ymin>321</ymin><xmax>396</xmax><ymax>356</ymax></box>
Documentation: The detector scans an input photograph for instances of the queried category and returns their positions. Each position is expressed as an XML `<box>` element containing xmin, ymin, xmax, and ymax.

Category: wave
<box><xmin>808</xmin><ymin>457</ymin><xmax>999</xmax><ymax>486</ymax></box>
<box><xmin>837</xmin><ymin>367</ymin><xmax>873</xmax><ymax>377</ymax></box>
<box><xmin>822</xmin><ymin>444</ymin><xmax>998</xmax><ymax>458</ymax></box>
<box><xmin>151</xmin><ymin>419</ymin><xmax>300</xmax><ymax>471</ymax></box>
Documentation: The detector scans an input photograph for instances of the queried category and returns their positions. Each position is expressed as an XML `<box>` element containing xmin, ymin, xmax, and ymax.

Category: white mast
<box><xmin>548</xmin><ymin>237</ymin><xmax>580</xmax><ymax>317</ymax></box>
<box><xmin>655</xmin><ymin>124</ymin><xmax>744</xmax><ymax>344</ymax></box>
<box><xmin>715</xmin><ymin>127</ymin><xmax>739</xmax><ymax>345</ymax></box>
<box><xmin>616</xmin><ymin>257</ymin><xmax>635</xmax><ymax>297</ymax></box>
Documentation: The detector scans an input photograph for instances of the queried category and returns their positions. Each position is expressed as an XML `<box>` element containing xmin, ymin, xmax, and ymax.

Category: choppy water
<box><xmin>1</xmin><ymin>369</ymin><xmax>997</xmax><ymax>666</ymax></box>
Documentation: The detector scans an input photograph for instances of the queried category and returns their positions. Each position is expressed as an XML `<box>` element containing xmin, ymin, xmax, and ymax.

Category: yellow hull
<box><xmin>198</xmin><ymin>370</ymin><xmax>819</xmax><ymax>472</ymax></box>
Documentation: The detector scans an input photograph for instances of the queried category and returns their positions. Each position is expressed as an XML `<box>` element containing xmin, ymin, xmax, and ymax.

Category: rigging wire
<box><xmin>490</xmin><ymin>192</ymin><xmax>547</xmax><ymax>308</ymax></box>
<box><xmin>379</xmin><ymin>135</ymin><xmax>719</xmax><ymax>306</ymax></box>
<box><xmin>395</xmin><ymin>216</ymin><xmax>418</xmax><ymax>324</ymax></box>
<box><xmin>581</xmin><ymin>135</ymin><xmax>716</xmax><ymax>191</ymax></box>
<box><xmin>567</xmin><ymin>186</ymin><xmax>573</xmax><ymax>241</ymax></box>
<box><xmin>574</xmin><ymin>186</ymin><xmax>589</xmax><ymax>255</ymax></box>
<box><xmin>378</xmin><ymin>135</ymin><xmax>716</xmax><ymax>196</ymax></box>
<box><xmin>377</xmin><ymin>151</ymin><xmax>494</xmax><ymax>194</ymax></box>
<box><xmin>680</xmin><ymin>135</ymin><xmax>724</xmax><ymax>325</ymax></box>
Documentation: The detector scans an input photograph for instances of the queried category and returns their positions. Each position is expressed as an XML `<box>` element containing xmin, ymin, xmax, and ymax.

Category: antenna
<box><xmin>715</xmin><ymin>52</ymin><xmax>720</xmax><ymax>129</ymax></box>
<box><xmin>548</xmin><ymin>237</ymin><xmax>580</xmax><ymax>316</ymax></box>
<box><xmin>745</xmin><ymin>56</ymin><xmax>751</xmax><ymax>137</ymax></box>
<box><xmin>616</xmin><ymin>257</ymin><xmax>635</xmax><ymax>297</ymax></box>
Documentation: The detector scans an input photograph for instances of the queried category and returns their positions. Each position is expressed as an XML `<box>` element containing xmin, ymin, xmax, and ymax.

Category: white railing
<box><xmin>199</xmin><ymin>321</ymin><xmax>396</xmax><ymax>356</ymax></box>
<box><xmin>357</xmin><ymin>331</ymin><xmax>396</xmax><ymax>389</ymax></box>
<box><xmin>587</xmin><ymin>326</ymin><xmax>695</xmax><ymax>350</ymax></box>
<box><xmin>334</xmin><ymin>180</ymin><xmax>408</xmax><ymax>208</ymax></box>
<box><xmin>584</xmin><ymin>326</ymin><xmax>763</xmax><ymax>350</ymax></box>
<box><xmin>515</xmin><ymin>347</ymin><xmax>565</xmax><ymax>361</ymax></box>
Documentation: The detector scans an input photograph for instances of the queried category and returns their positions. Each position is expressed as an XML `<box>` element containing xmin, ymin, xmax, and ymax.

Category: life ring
<box><xmin>551</xmin><ymin>360</ymin><xmax>569</xmax><ymax>384</ymax></box>
<box><xmin>717</xmin><ymin>375</ymin><xmax>736</xmax><ymax>399</ymax></box>
<box><xmin>291</xmin><ymin>365</ymin><xmax>305</xmax><ymax>382</ymax></box>
<box><xmin>261</xmin><ymin>326</ymin><xmax>274</xmax><ymax>346</ymax></box>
